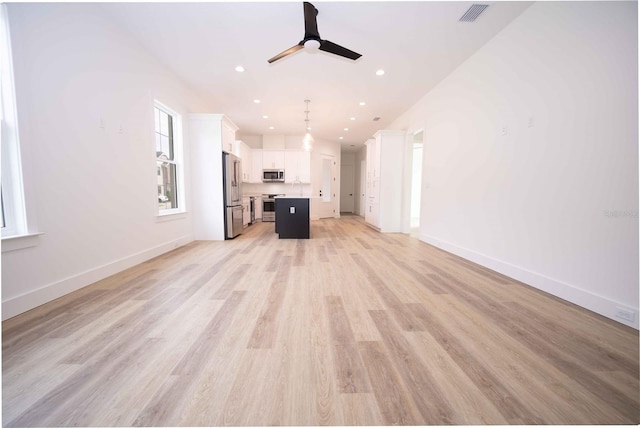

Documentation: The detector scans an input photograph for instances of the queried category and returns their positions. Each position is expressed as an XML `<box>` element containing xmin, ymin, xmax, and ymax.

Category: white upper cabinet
<box><xmin>210</xmin><ymin>141</ymin><xmax>311</xmax><ymax>185</ymax></box>
<box><xmin>262</xmin><ymin>150</ymin><xmax>285</xmax><ymax>169</ymax></box>
<box><xmin>221</xmin><ymin>117</ymin><xmax>239</xmax><ymax>154</ymax></box>
<box><xmin>284</xmin><ymin>150</ymin><xmax>311</xmax><ymax>183</ymax></box>
<box><xmin>235</xmin><ymin>140</ymin><xmax>252</xmax><ymax>182</ymax></box>
<box><xmin>297</xmin><ymin>150</ymin><xmax>311</xmax><ymax>183</ymax></box>
<box><xmin>251</xmin><ymin>149</ymin><xmax>263</xmax><ymax>183</ymax></box>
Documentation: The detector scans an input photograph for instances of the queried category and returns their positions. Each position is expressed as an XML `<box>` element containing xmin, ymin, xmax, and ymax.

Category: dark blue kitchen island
<box><xmin>275</xmin><ymin>197</ymin><xmax>310</xmax><ymax>239</ymax></box>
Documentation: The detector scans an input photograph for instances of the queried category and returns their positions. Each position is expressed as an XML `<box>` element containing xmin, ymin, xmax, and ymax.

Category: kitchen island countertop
<box><xmin>274</xmin><ymin>195</ymin><xmax>320</xmax><ymax>199</ymax></box>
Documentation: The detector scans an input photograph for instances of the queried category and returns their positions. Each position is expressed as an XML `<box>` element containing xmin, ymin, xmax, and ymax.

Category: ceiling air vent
<box><xmin>459</xmin><ymin>4</ymin><xmax>489</xmax><ymax>22</ymax></box>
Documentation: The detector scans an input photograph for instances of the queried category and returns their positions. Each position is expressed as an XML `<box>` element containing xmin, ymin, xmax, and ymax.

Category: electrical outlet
<box><xmin>615</xmin><ymin>307</ymin><xmax>636</xmax><ymax>323</ymax></box>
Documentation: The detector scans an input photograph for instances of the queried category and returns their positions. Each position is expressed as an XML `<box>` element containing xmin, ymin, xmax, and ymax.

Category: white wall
<box><xmin>190</xmin><ymin>115</ymin><xmax>225</xmax><ymax>241</ymax></box>
<box><xmin>2</xmin><ymin>3</ymin><xmax>213</xmax><ymax>319</ymax></box>
<box><xmin>377</xmin><ymin>130</ymin><xmax>407</xmax><ymax>233</ymax></box>
<box><xmin>389</xmin><ymin>2</ymin><xmax>639</xmax><ymax>328</ymax></box>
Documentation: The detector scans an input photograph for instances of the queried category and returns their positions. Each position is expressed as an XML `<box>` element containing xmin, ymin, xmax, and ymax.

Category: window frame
<box><xmin>154</xmin><ymin>101</ymin><xmax>185</xmax><ymax>217</ymax></box>
<box><xmin>1</xmin><ymin>3</ymin><xmax>27</xmax><ymax>240</ymax></box>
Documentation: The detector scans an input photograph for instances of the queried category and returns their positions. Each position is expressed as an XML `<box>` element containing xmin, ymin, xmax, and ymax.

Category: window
<box><xmin>154</xmin><ymin>102</ymin><xmax>183</xmax><ymax>214</ymax></box>
<box><xmin>1</xmin><ymin>4</ymin><xmax>26</xmax><ymax>238</ymax></box>
<box><xmin>1</xmin><ymin>186</ymin><xmax>6</xmax><ymax>230</ymax></box>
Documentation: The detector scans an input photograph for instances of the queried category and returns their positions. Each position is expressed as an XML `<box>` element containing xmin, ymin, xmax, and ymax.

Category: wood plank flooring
<box><xmin>3</xmin><ymin>215</ymin><xmax>639</xmax><ymax>426</ymax></box>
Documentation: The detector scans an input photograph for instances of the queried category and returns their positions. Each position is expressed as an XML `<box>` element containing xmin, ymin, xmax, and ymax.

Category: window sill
<box><xmin>2</xmin><ymin>232</ymin><xmax>43</xmax><ymax>253</ymax></box>
<box><xmin>156</xmin><ymin>210</ymin><xmax>188</xmax><ymax>223</ymax></box>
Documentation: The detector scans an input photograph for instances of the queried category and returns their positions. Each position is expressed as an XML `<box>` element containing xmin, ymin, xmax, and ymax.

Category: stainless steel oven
<box><xmin>262</xmin><ymin>194</ymin><xmax>283</xmax><ymax>222</ymax></box>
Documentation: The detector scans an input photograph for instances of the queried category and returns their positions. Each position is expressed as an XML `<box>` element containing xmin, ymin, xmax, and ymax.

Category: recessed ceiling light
<box><xmin>376</xmin><ymin>69</ymin><xmax>385</xmax><ymax>76</ymax></box>
<box><xmin>339</xmin><ymin>137</ymin><xmax>344</xmax><ymax>140</ymax></box>
<box><xmin>350</xmin><ymin>117</ymin><xmax>356</xmax><ymax>121</ymax></box>
<box><xmin>262</xmin><ymin>115</ymin><xmax>269</xmax><ymax>119</ymax></box>
<box><xmin>253</xmin><ymin>99</ymin><xmax>261</xmax><ymax>104</ymax></box>
<box><xmin>235</xmin><ymin>65</ymin><xmax>245</xmax><ymax>72</ymax></box>
<box><xmin>269</xmin><ymin>126</ymin><xmax>275</xmax><ymax>130</ymax></box>
<box><xmin>359</xmin><ymin>102</ymin><xmax>366</xmax><ymax>106</ymax></box>
<box><xmin>344</xmin><ymin>128</ymin><xmax>349</xmax><ymax>131</ymax></box>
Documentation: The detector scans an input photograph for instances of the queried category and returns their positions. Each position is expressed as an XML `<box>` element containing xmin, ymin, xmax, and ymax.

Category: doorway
<box><xmin>318</xmin><ymin>154</ymin><xmax>336</xmax><ymax>218</ymax></box>
<box><xmin>410</xmin><ymin>131</ymin><xmax>424</xmax><ymax>237</ymax></box>
<box><xmin>340</xmin><ymin>163</ymin><xmax>355</xmax><ymax>213</ymax></box>
<box><xmin>359</xmin><ymin>159</ymin><xmax>366</xmax><ymax>216</ymax></box>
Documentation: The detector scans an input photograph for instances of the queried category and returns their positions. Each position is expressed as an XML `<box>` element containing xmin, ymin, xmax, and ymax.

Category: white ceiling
<box><xmin>100</xmin><ymin>1</ymin><xmax>533</xmax><ymax>151</ymax></box>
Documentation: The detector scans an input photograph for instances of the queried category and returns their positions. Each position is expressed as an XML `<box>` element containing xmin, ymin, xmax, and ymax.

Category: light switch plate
<box><xmin>290</xmin><ymin>207</ymin><xmax>295</xmax><ymax>214</ymax></box>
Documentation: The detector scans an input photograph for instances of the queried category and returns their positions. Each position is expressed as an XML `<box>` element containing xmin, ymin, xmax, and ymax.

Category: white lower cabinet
<box><xmin>242</xmin><ymin>197</ymin><xmax>250</xmax><ymax>226</ymax></box>
<box><xmin>365</xmin><ymin>139</ymin><xmax>380</xmax><ymax>228</ymax></box>
<box><xmin>367</xmin><ymin>200</ymin><xmax>379</xmax><ymax>227</ymax></box>
<box><xmin>255</xmin><ymin>196</ymin><xmax>262</xmax><ymax>220</ymax></box>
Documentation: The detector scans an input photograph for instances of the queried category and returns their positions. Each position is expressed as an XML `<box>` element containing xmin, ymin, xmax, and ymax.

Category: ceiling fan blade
<box><xmin>269</xmin><ymin>2</ymin><xmax>363</xmax><ymax>64</ymax></box>
<box><xmin>303</xmin><ymin>2</ymin><xmax>320</xmax><ymax>40</ymax></box>
<box><xmin>319</xmin><ymin>40</ymin><xmax>362</xmax><ymax>61</ymax></box>
<box><xmin>268</xmin><ymin>43</ymin><xmax>304</xmax><ymax>63</ymax></box>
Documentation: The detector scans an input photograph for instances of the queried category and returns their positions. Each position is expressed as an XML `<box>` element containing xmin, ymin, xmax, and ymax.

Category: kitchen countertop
<box><xmin>275</xmin><ymin>195</ymin><xmax>320</xmax><ymax>199</ymax></box>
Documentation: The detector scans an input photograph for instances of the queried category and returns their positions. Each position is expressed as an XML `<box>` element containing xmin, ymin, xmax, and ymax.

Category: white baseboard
<box><xmin>420</xmin><ymin>233</ymin><xmax>639</xmax><ymax>330</ymax></box>
<box><xmin>2</xmin><ymin>234</ymin><xmax>194</xmax><ymax>321</ymax></box>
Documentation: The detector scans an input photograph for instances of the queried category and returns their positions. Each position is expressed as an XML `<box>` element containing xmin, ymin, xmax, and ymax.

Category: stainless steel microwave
<box><xmin>262</xmin><ymin>169</ymin><xmax>285</xmax><ymax>182</ymax></box>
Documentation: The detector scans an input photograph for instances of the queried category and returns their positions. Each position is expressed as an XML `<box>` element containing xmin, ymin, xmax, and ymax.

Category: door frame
<box><xmin>403</xmin><ymin>127</ymin><xmax>425</xmax><ymax>234</ymax></box>
<box><xmin>340</xmin><ymin>162</ymin><xmax>355</xmax><ymax>214</ymax></box>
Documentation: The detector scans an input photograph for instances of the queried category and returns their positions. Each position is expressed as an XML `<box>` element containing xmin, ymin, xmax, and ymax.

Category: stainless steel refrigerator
<box><xmin>222</xmin><ymin>152</ymin><xmax>243</xmax><ymax>239</ymax></box>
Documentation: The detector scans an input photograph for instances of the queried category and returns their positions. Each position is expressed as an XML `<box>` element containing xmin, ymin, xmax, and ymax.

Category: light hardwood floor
<box><xmin>3</xmin><ymin>215</ymin><xmax>639</xmax><ymax>426</ymax></box>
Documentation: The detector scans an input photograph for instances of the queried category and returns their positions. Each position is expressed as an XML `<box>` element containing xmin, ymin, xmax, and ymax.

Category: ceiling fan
<box><xmin>268</xmin><ymin>2</ymin><xmax>362</xmax><ymax>64</ymax></box>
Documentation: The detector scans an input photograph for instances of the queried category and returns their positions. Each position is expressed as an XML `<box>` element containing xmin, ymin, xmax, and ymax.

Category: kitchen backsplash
<box><xmin>243</xmin><ymin>182</ymin><xmax>312</xmax><ymax>196</ymax></box>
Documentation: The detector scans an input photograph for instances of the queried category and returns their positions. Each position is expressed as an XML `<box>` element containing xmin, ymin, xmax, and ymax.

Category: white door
<box><xmin>318</xmin><ymin>154</ymin><xmax>336</xmax><ymax>218</ymax></box>
<box><xmin>340</xmin><ymin>163</ymin><xmax>355</xmax><ymax>213</ymax></box>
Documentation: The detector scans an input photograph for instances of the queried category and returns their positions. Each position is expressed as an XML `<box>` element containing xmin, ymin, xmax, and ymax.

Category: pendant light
<box><xmin>302</xmin><ymin>99</ymin><xmax>314</xmax><ymax>151</ymax></box>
